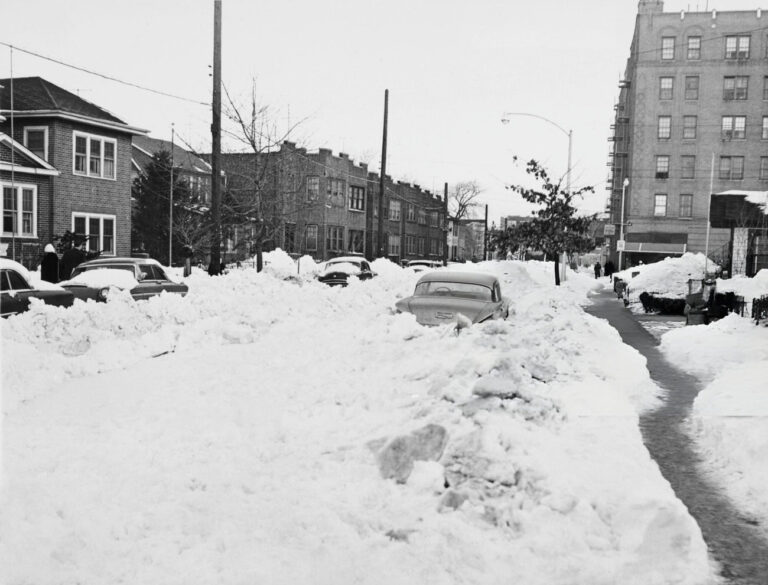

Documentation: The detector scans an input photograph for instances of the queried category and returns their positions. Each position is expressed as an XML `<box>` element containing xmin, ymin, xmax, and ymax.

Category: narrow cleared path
<box><xmin>587</xmin><ymin>289</ymin><xmax>768</xmax><ymax>585</ymax></box>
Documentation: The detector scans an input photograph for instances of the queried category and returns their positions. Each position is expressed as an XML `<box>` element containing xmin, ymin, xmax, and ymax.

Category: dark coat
<box><xmin>60</xmin><ymin>248</ymin><xmax>86</xmax><ymax>281</ymax></box>
<box><xmin>41</xmin><ymin>252</ymin><xmax>60</xmax><ymax>283</ymax></box>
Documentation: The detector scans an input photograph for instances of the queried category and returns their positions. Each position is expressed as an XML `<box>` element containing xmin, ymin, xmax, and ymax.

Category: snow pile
<box><xmin>615</xmin><ymin>253</ymin><xmax>715</xmax><ymax>299</ymax></box>
<box><xmin>0</xmin><ymin>260</ymin><xmax>715</xmax><ymax>584</ymax></box>
<box><xmin>716</xmin><ymin>269</ymin><xmax>768</xmax><ymax>305</ymax></box>
<box><xmin>59</xmin><ymin>268</ymin><xmax>139</xmax><ymax>290</ymax></box>
<box><xmin>660</xmin><ymin>315</ymin><xmax>768</xmax><ymax>533</ymax></box>
<box><xmin>260</xmin><ymin>248</ymin><xmax>300</xmax><ymax>280</ymax></box>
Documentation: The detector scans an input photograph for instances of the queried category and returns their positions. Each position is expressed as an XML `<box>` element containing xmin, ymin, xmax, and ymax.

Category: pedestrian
<box><xmin>594</xmin><ymin>262</ymin><xmax>602</xmax><ymax>279</ymax></box>
<box><xmin>604</xmin><ymin>259</ymin><xmax>615</xmax><ymax>279</ymax></box>
<box><xmin>59</xmin><ymin>240</ymin><xmax>86</xmax><ymax>281</ymax></box>
<box><xmin>40</xmin><ymin>243</ymin><xmax>60</xmax><ymax>283</ymax></box>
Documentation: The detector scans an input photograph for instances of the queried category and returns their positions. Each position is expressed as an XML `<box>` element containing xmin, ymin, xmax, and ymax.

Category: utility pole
<box><xmin>209</xmin><ymin>0</ymin><xmax>222</xmax><ymax>275</ymax></box>
<box><xmin>377</xmin><ymin>89</ymin><xmax>388</xmax><ymax>258</ymax></box>
<box><xmin>443</xmin><ymin>183</ymin><xmax>448</xmax><ymax>266</ymax></box>
<box><xmin>483</xmin><ymin>204</ymin><xmax>488</xmax><ymax>261</ymax></box>
<box><xmin>168</xmin><ymin>123</ymin><xmax>174</xmax><ymax>267</ymax></box>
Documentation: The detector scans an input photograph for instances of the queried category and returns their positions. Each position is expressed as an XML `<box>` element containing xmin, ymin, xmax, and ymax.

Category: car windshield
<box><xmin>414</xmin><ymin>281</ymin><xmax>492</xmax><ymax>301</ymax></box>
<box><xmin>326</xmin><ymin>260</ymin><xmax>360</xmax><ymax>270</ymax></box>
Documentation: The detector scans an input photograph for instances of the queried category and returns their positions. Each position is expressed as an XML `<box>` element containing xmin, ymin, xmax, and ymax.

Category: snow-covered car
<box><xmin>0</xmin><ymin>258</ymin><xmax>75</xmax><ymax>317</ymax></box>
<box><xmin>407</xmin><ymin>259</ymin><xmax>443</xmax><ymax>273</ymax></box>
<box><xmin>395</xmin><ymin>271</ymin><xmax>509</xmax><ymax>326</ymax></box>
<box><xmin>60</xmin><ymin>257</ymin><xmax>188</xmax><ymax>302</ymax></box>
<box><xmin>317</xmin><ymin>256</ymin><xmax>376</xmax><ymax>286</ymax></box>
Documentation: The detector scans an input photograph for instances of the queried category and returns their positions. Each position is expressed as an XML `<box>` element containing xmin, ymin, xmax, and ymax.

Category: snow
<box><xmin>59</xmin><ymin>268</ymin><xmax>139</xmax><ymax>290</ymax></box>
<box><xmin>715</xmin><ymin>269</ymin><xmax>768</xmax><ymax>305</ymax></box>
<box><xmin>659</xmin><ymin>315</ymin><xmax>768</xmax><ymax>535</ymax></box>
<box><xmin>0</xmin><ymin>259</ymin><xmax>717</xmax><ymax>584</ymax></box>
<box><xmin>614</xmin><ymin>253</ymin><xmax>716</xmax><ymax>300</ymax></box>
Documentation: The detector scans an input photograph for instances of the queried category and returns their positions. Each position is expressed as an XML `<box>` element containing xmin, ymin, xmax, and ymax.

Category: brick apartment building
<box><xmin>607</xmin><ymin>1</ymin><xmax>768</xmax><ymax>273</ymax></box>
<box><xmin>221</xmin><ymin>141</ymin><xmax>447</xmax><ymax>264</ymax></box>
<box><xmin>0</xmin><ymin>77</ymin><xmax>146</xmax><ymax>265</ymax></box>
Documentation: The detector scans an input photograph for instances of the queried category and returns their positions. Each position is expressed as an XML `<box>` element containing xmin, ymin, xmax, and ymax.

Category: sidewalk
<box><xmin>586</xmin><ymin>288</ymin><xmax>768</xmax><ymax>584</ymax></box>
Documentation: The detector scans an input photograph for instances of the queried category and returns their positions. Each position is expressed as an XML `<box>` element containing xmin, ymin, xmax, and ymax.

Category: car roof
<box><xmin>416</xmin><ymin>271</ymin><xmax>498</xmax><ymax>286</ymax></box>
<box><xmin>326</xmin><ymin>256</ymin><xmax>365</xmax><ymax>263</ymax></box>
<box><xmin>78</xmin><ymin>257</ymin><xmax>162</xmax><ymax>267</ymax></box>
<box><xmin>0</xmin><ymin>258</ymin><xmax>29</xmax><ymax>273</ymax></box>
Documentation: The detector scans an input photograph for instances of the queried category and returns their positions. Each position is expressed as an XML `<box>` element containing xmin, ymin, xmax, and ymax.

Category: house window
<box><xmin>661</xmin><ymin>37</ymin><xmax>675</xmax><ymax>60</ymax></box>
<box><xmin>682</xmin><ymin>115</ymin><xmax>697</xmax><ymax>139</ymax></box>
<box><xmin>328</xmin><ymin>179</ymin><xmax>345</xmax><ymax>205</ymax></box>
<box><xmin>72</xmin><ymin>212</ymin><xmax>115</xmax><ymax>254</ymax></box>
<box><xmin>657</xmin><ymin>116</ymin><xmax>671</xmax><ymax>139</ymax></box>
<box><xmin>1</xmin><ymin>184</ymin><xmax>37</xmax><ymax>237</ymax></box>
<box><xmin>681</xmin><ymin>155</ymin><xmax>696</xmax><ymax>179</ymax></box>
<box><xmin>654</xmin><ymin>194</ymin><xmax>668</xmax><ymax>217</ymax></box>
<box><xmin>659</xmin><ymin>77</ymin><xmax>674</xmax><ymax>100</ymax></box>
<box><xmin>407</xmin><ymin>204</ymin><xmax>416</xmax><ymax>222</ymax></box>
<box><xmin>723</xmin><ymin>76</ymin><xmax>749</xmax><ymax>100</ymax></box>
<box><xmin>418</xmin><ymin>237</ymin><xmax>425</xmax><ymax>255</ymax></box>
<box><xmin>655</xmin><ymin>155</ymin><xmax>670</xmax><ymax>179</ymax></box>
<box><xmin>348</xmin><ymin>185</ymin><xmax>365</xmax><ymax>211</ymax></box>
<box><xmin>389</xmin><ymin>199</ymin><xmax>401</xmax><ymax>221</ymax></box>
<box><xmin>418</xmin><ymin>209</ymin><xmax>427</xmax><ymax>225</ymax></box>
<box><xmin>429</xmin><ymin>211</ymin><xmax>439</xmax><ymax>227</ymax></box>
<box><xmin>406</xmin><ymin>235</ymin><xmax>416</xmax><ymax>255</ymax></box>
<box><xmin>306</xmin><ymin>176</ymin><xmax>319</xmax><ymax>201</ymax></box>
<box><xmin>719</xmin><ymin>156</ymin><xmax>744</xmax><ymax>180</ymax></box>
<box><xmin>687</xmin><ymin>36</ymin><xmax>701</xmax><ymax>60</ymax></box>
<box><xmin>760</xmin><ymin>157</ymin><xmax>768</xmax><ymax>180</ymax></box>
<box><xmin>305</xmin><ymin>224</ymin><xmax>318</xmax><ymax>251</ymax></box>
<box><xmin>388</xmin><ymin>234</ymin><xmax>401</xmax><ymax>257</ymax></box>
<box><xmin>721</xmin><ymin>116</ymin><xmax>746</xmax><ymax>140</ymax></box>
<box><xmin>72</xmin><ymin>132</ymin><xmax>116</xmax><ymax>179</ymax></box>
<box><xmin>725</xmin><ymin>35</ymin><xmax>750</xmax><ymax>59</ymax></box>
<box><xmin>347</xmin><ymin>229</ymin><xmax>364</xmax><ymax>254</ymax></box>
<box><xmin>679</xmin><ymin>194</ymin><xmax>693</xmax><ymax>218</ymax></box>
<box><xmin>683</xmin><ymin>76</ymin><xmax>699</xmax><ymax>100</ymax></box>
<box><xmin>23</xmin><ymin>127</ymin><xmax>48</xmax><ymax>161</ymax></box>
<box><xmin>762</xmin><ymin>116</ymin><xmax>768</xmax><ymax>140</ymax></box>
<box><xmin>430</xmin><ymin>239</ymin><xmax>438</xmax><ymax>255</ymax></box>
<box><xmin>327</xmin><ymin>226</ymin><xmax>344</xmax><ymax>252</ymax></box>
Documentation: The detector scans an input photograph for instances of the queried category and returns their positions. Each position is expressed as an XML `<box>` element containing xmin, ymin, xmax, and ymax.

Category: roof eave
<box><xmin>0</xmin><ymin>109</ymin><xmax>148</xmax><ymax>135</ymax></box>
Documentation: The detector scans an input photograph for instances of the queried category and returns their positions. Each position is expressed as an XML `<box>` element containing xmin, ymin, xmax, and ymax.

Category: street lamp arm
<box><xmin>500</xmin><ymin>112</ymin><xmax>569</xmax><ymax>137</ymax></box>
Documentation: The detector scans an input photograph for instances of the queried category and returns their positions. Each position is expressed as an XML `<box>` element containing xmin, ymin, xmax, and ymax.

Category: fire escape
<box><xmin>605</xmin><ymin>78</ymin><xmax>631</xmax><ymax>224</ymax></box>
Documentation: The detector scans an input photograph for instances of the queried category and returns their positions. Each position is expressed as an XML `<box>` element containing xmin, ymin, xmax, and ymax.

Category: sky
<box><xmin>1</xmin><ymin>0</ymin><xmax>764</xmax><ymax>225</ymax></box>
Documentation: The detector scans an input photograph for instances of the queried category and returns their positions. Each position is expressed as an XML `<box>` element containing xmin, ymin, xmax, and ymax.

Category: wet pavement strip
<box><xmin>586</xmin><ymin>289</ymin><xmax>768</xmax><ymax>585</ymax></box>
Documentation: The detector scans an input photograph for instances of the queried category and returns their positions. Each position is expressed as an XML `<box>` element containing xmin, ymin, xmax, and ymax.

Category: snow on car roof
<box><xmin>0</xmin><ymin>258</ymin><xmax>30</xmax><ymax>279</ymax></box>
<box><xmin>415</xmin><ymin>271</ymin><xmax>498</xmax><ymax>286</ymax></box>
<box><xmin>60</xmin><ymin>268</ymin><xmax>139</xmax><ymax>290</ymax></box>
<box><xmin>79</xmin><ymin>256</ymin><xmax>162</xmax><ymax>267</ymax></box>
<box><xmin>326</xmin><ymin>256</ymin><xmax>364</xmax><ymax>264</ymax></box>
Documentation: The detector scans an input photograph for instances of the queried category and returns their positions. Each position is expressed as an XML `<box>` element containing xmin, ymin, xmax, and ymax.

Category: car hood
<box><xmin>396</xmin><ymin>296</ymin><xmax>494</xmax><ymax>326</ymax></box>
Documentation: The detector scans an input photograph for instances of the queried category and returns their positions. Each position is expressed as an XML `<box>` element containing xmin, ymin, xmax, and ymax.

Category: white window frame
<box><xmin>679</xmin><ymin>194</ymin><xmax>693</xmax><ymax>218</ymax></box>
<box><xmin>654</xmin><ymin>194</ymin><xmax>668</xmax><ymax>217</ymax></box>
<box><xmin>72</xmin><ymin>131</ymin><xmax>117</xmax><ymax>180</ymax></box>
<box><xmin>23</xmin><ymin>126</ymin><xmax>49</xmax><ymax>161</ymax></box>
<box><xmin>1</xmin><ymin>182</ymin><xmax>38</xmax><ymax>238</ymax></box>
<box><xmin>661</xmin><ymin>37</ymin><xmax>675</xmax><ymax>60</ymax></box>
<box><xmin>389</xmin><ymin>199</ymin><xmax>401</xmax><ymax>221</ymax></box>
<box><xmin>71</xmin><ymin>212</ymin><xmax>116</xmax><ymax>255</ymax></box>
<box><xmin>388</xmin><ymin>234</ymin><xmax>401</xmax><ymax>257</ymax></box>
<box><xmin>348</xmin><ymin>185</ymin><xmax>365</xmax><ymax>212</ymax></box>
<box><xmin>306</xmin><ymin>176</ymin><xmax>319</xmax><ymax>201</ymax></box>
<box><xmin>657</xmin><ymin>116</ymin><xmax>671</xmax><ymax>139</ymax></box>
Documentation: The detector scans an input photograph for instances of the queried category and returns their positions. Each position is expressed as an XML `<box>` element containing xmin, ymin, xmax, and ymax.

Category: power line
<box><xmin>0</xmin><ymin>41</ymin><xmax>210</xmax><ymax>106</ymax></box>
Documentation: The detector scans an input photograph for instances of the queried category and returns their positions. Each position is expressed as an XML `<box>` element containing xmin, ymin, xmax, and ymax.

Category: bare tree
<box><xmin>449</xmin><ymin>181</ymin><xmax>483</xmax><ymax>220</ymax></box>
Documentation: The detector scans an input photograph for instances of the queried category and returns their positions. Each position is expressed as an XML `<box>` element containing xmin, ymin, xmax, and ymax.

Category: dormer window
<box><xmin>23</xmin><ymin>127</ymin><xmax>48</xmax><ymax>161</ymax></box>
<box><xmin>73</xmin><ymin>131</ymin><xmax>116</xmax><ymax>179</ymax></box>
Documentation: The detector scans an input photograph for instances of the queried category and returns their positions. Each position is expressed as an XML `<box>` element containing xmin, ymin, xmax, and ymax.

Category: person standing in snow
<box><xmin>594</xmin><ymin>262</ymin><xmax>602</xmax><ymax>279</ymax></box>
<box><xmin>40</xmin><ymin>244</ymin><xmax>60</xmax><ymax>283</ymax></box>
<box><xmin>59</xmin><ymin>240</ymin><xmax>86</xmax><ymax>281</ymax></box>
<box><xmin>604</xmin><ymin>260</ymin><xmax>615</xmax><ymax>279</ymax></box>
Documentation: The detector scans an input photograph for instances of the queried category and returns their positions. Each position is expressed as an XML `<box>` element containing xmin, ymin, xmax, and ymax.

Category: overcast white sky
<box><xmin>1</xmin><ymin>0</ymin><xmax>764</xmax><ymax>224</ymax></box>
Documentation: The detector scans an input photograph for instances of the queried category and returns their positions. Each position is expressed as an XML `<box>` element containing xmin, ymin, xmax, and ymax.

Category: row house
<box><xmin>0</xmin><ymin>77</ymin><xmax>145</xmax><ymax>266</ymax></box>
<box><xmin>221</xmin><ymin>141</ymin><xmax>447</xmax><ymax>264</ymax></box>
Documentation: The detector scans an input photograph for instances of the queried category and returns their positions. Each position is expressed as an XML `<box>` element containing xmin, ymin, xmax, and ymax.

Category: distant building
<box><xmin>449</xmin><ymin>218</ymin><xmax>486</xmax><ymax>262</ymax></box>
<box><xmin>0</xmin><ymin>77</ymin><xmax>146</xmax><ymax>265</ymax></box>
<box><xmin>607</xmin><ymin>1</ymin><xmax>768</xmax><ymax>273</ymax></box>
<box><xmin>499</xmin><ymin>215</ymin><xmax>532</xmax><ymax>230</ymax></box>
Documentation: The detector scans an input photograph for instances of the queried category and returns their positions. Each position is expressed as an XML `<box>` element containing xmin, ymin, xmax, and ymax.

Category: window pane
<box><xmin>103</xmin><ymin>218</ymin><xmax>114</xmax><ymax>253</ymax></box>
<box><xmin>763</xmin><ymin>117</ymin><xmax>768</xmax><ymax>140</ymax></box>
<box><xmin>104</xmin><ymin>141</ymin><xmax>115</xmax><ymax>179</ymax></box>
<box><xmin>26</xmin><ymin>129</ymin><xmax>46</xmax><ymax>159</ymax></box>
<box><xmin>681</xmin><ymin>156</ymin><xmax>695</xmax><ymax>179</ymax></box>
<box><xmin>680</xmin><ymin>194</ymin><xmax>693</xmax><ymax>218</ymax></box>
<box><xmin>657</xmin><ymin>116</ymin><xmax>671</xmax><ymax>139</ymax></box>
<box><xmin>654</xmin><ymin>194</ymin><xmax>667</xmax><ymax>216</ymax></box>
<box><xmin>89</xmin><ymin>218</ymin><xmax>100</xmax><ymax>251</ymax></box>
<box><xmin>89</xmin><ymin>138</ymin><xmax>101</xmax><ymax>175</ymax></box>
<box><xmin>683</xmin><ymin>116</ymin><xmax>697</xmax><ymax>139</ymax></box>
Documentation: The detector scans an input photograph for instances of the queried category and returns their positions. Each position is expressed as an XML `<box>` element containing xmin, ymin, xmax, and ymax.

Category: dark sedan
<box><xmin>61</xmin><ymin>257</ymin><xmax>188</xmax><ymax>302</ymax></box>
<box><xmin>317</xmin><ymin>256</ymin><xmax>376</xmax><ymax>286</ymax></box>
<box><xmin>1</xmin><ymin>259</ymin><xmax>75</xmax><ymax>317</ymax></box>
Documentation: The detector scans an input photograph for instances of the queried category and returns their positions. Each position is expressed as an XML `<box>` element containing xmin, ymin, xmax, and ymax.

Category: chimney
<box><xmin>638</xmin><ymin>0</ymin><xmax>663</xmax><ymax>14</ymax></box>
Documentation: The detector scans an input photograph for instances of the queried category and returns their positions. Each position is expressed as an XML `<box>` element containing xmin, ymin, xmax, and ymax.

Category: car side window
<box><xmin>0</xmin><ymin>270</ymin><xmax>9</xmax><ymax>291</ymax></box>
<box><xmin>361</xmin><ymin>261</ymin><xmax>370</xmax><ymax>272</ymax></box>
<box><xmin>139</xmin><ymin>266</ymin><xmax>152</xmax><ymax>280</ymax></box>
<box><xmin>6</xmin><ymin>269</ymin><xmax>31</xmax><ymax>291</ymax></box>
<box><xmin>152</xmin><ymin>265</ymin><xmax>169</xmax><ymax>280</ymax></box>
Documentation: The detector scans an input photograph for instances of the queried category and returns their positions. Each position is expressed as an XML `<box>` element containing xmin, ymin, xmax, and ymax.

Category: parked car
<box><xmin>1</xmin><ymin>259</ymin><xmax>75</xmax><ymax>317</ymax></box>
<box><xmin>317</xmin><ymin>256</ymin><xmax>376</xmax><ymax>286</ymax></box>
<box><xmin>60</xmin><ymin>257</ymin><xmax>188</xmax><ymax>302</ymax></box>
<box><xmin>407</xmin><ymin>259</ymin><xmax>444</xmax><ymax>273</ymax></box>
<box><xmin>395</xmin><ymin>271</ymin><xmax>509</xmax><ymax>326</ymax></box>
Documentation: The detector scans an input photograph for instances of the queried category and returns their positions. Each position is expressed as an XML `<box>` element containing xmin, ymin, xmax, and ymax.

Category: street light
<box><xmin>619</xmin><ymin>178</ymin><xmax>629</xmax><ymax>271</ymax></box>
<box><xmin>501</xmin><ymin>112</ymin><xmax>572</xmax><ymax>195</ymax></box>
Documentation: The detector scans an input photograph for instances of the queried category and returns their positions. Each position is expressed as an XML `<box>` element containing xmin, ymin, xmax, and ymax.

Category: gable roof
<box><xmin>0</xmin><ymin>132</ymin><xmax>59</xmax><ymax>176</ymax></box>
<box><xmin>0</xmin><ymin>77</ymin><xmax>147</xmax><ymax>135</ymax></box>
<box><xmin>132</xmin><ymin>135</ymin><xmax>213</xmax><ymax>176</ymax></box>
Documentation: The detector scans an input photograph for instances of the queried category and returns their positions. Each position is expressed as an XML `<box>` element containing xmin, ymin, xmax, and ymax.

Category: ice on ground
<box><xmin>0</xmin><ymin>259</ymin><xmax>715</xmax><ymax>584</ymax></box>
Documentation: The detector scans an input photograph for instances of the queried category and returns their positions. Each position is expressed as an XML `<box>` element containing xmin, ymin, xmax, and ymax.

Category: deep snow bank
<box><xmin>660</xmin><ymin>315</ymin><xmax>768</xmax><ymax>534</ymax></box>
<box><xmin>615</xmin><ymin>253</ymin><xmax>715</xmax><ymax>300</ymax></box>
<box><xmin>1</xmin><ymin>260</ymin><xmax>715</xmax><ymax>584</ymax></box>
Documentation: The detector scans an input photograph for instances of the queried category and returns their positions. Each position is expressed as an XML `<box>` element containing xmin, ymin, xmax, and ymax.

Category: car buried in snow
<box><xmin>406</xmin><ymin>259</ymin><xmax>444</xmax><ymax>273</ymax></box>
<box><xmin>317</xmin><ymin>256</ymin><xmax>376</xmax><ymax>286</ymax></box>
<box><xmin>60</xmin><ymin>257</ymin><xmax>188</xmax><ymax>303</ymax></box>
<box><xmin>0</xmin><ymin>258</ymin><xmax>75</xmax><ymax>317</ymax></box>
<box><xmin>395</xmin><ymin>271</ymin><xmax>509</xmax><ymax>326</ymax></box>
